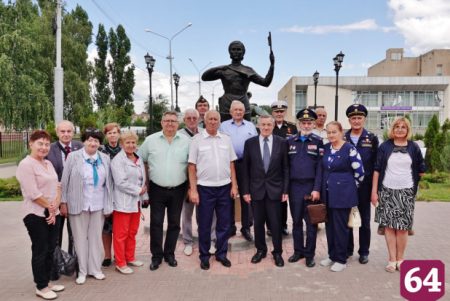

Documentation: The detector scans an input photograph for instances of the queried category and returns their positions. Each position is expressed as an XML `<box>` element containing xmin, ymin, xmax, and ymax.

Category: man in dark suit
<box><xmin>46</xmin><ymin>120</ymin><xmax>83</xmax><ymax>254</ymax></box>
<box><xmin>242</xmin><ymin>115</ymin><xmax>289</xmax><ymax>267</ymax></box>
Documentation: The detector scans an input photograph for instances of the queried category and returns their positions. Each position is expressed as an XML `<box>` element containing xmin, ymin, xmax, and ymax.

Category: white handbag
<box><xmin>348</xmin><ymin>206</ymin><xmax>362</xmax><ymax>228</ymax></box>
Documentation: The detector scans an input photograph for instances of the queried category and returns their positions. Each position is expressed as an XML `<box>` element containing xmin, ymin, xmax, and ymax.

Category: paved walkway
<box><xmin>0</xmin><ymin>201</ymin><xmax>449</xmax><ymax>301</ymax></box>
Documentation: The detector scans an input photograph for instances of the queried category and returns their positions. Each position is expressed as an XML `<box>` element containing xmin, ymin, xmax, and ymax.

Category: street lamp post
<box><xmin>145</xmin><ymin>23</ymin><xmax>192</xmax><ymax>110</ymax></box>
<box><xmin>173</xmin><ymin>72</ymin><xmax>180</xmax><ymax>112</ymax></box>
<box><xmin>144</xmin><ymin>53</ymin><xmax>156</xmax><ymax>135</ymax></box>
<box><xmin>188</xmin><ymin>58</ymin><xmax>212</xmax><ymax>98</ymax></box>
<box><xmin>313</xmin><ymin>70</ymin><xmax>319</xmax><ymax>109</ymax></box>
<box><xmin>333</xmin><ymin>51</ymin><xmax>345</xmax><ymax>121</ymax></box>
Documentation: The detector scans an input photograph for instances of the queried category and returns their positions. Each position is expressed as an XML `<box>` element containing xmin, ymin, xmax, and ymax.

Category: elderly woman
<box><xmin>60</xmin><ymin>128</ymin><xmax>113</xmax><ymax>285</ymax></box>
<box><xmin>16</xmin><ymin>130</ymin><xmax>65</xmax><ymax>300</ymax></box>
<box><xmin>100</xmin><ymin>123</ymin><xmax>121</xmax><ymax>267</ymax></box>
<box><xmin>371</xmin><ymin>117</ymin><xmax>425</xmax><ymax>273</ymax></box>
<box><xmin>319</xmin><ymin>121</ymin><xmax>365</xmax><ymax>272</ymax></box>
<box><xmin>110</xmin><ymin>131</ymin><xmax>148</xmax><ymax>274</ymax></box>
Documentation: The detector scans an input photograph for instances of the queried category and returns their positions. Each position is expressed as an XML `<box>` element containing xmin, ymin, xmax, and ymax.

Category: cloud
<box><xmin>280</xmin><ymin>19</ymin><xmax>379</xmax><ymax>34</ymax></box>
<box><xmin>388</xmin><ymin>0</ymin><xmax>450</xmax><ymax>55</ymax></box>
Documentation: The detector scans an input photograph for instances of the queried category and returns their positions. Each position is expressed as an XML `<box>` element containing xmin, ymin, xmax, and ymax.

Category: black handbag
<box><xmin>53</xmin><ymin>245</ymin><xmax>78</xmax><ymax>276</ymax></box>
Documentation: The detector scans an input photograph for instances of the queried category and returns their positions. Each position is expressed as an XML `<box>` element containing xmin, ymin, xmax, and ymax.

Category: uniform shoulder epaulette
<box><xmin>310</xmin><ymin>133</ymin><xmax>322</xmax><ymax>140</ymax></box>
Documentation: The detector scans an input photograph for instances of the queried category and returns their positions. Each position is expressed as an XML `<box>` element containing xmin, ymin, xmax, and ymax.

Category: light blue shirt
<box><xmin>219</xmin><ymin>119</ymin><xmax>257</xmax><ymax>159</ymax></box>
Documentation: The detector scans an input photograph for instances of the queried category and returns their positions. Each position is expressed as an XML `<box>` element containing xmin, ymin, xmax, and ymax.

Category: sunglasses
<box><xmin>85</xmin><ymin>128</ymin><xmax>101</xmax><ymax>133</ymax></box>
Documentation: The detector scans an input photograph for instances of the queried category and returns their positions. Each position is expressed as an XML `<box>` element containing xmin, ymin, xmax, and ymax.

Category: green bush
<box><xmin>421</xmin><ymin>172</ymin><xmax>449</xmax><ymax>184</ymax></box>
<box><xmin>0</xmin><ymin>177</ymin><xmax>21</xmax><ymax>198</ymax></box>
<box><xmin>419</xmin><ymin>180</ymin><xmax>430</xmax><ymax>190</ymax></box>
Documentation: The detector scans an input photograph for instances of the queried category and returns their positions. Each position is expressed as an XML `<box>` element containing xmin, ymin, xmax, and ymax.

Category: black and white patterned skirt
<box><xmin>375</xmin><ymin>185</ymin><xmax>415</xmax><ymax>230</ymax></box>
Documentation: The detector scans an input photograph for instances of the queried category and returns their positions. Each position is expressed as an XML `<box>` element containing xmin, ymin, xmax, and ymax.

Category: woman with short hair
<box><xmin>17</xmin><ymin>130</ymin><xmax>65</xmax><ymax>300</ymax></box>
<box><xmin>111</xmin><ymin>131</ymin><xmax>148</xmax><ymax>274</ymax></box>
<box><xmin>371</xmin><ymin>117</ymin><xmax>425</xmax><ymax>273</ymax></box>
<box><xmin>60</xmin><ymin>128</ymin><xmax>113</xmax><ymax>285</ymax></box>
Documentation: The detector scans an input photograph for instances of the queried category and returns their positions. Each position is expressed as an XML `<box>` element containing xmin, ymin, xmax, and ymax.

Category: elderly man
<box><xmin>287</xmin><ymin>108</ymin><xmax>324</xmax><ymax>268</ymax></box>
<box><xmin>179</xmin><ymin>108</ymin><xmax>217</xmax><ymax>256</ymax></box>
<box><xmin>47</xmin><ymin>120</ymin><xmax>83</xmax><ymax>256</ymax></box>
<box><xmin>242</xmin><ymin>115</ymin><xmax>289</xmax><ymax>267</ymax></box>
<box><xmin>312</xmin><ymin>107</ymin><xmax>328</xmax><ymax>143</ymax></box>
<box><xmin>271</xmin><ymin>100</ymin><xmax>297</xmax><ymax>236</ymax></box>
<box><xmin>138</xmin><ymin>111</ymin><xmax>190</xmax><ymax>271</ymax></box>
<box><xmin>195</xmin><ymin>96</ymin><xmax>210</xmax><ymax>128</ymax></box>
<box><xmin>219</xmin><ymin>100</ymin><xmax>258</xmax><ymax>241</ymax></box>
<box><xmin>345</xmin><ymin>104</ymin><xmax>379</xmax><ymax>264</ymax></box>
<box><xmin>189</xmin><ymin>110</ymin><xmax>238</xmax><ymax>270</ymax></box>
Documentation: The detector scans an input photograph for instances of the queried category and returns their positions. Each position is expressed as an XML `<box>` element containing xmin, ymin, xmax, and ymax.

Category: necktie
<box><xmin>86</xmin><ymin>158</ymin><xmax>99</xmax><ymax>187</ymax></box>
<box><xmin>263</xmin><ymin>137</ymin><xmax>270</xmax><ymax>173</ymax></box>
<box><xmin>64</xmin><ymin>145</ymin><xmax>71</xmax><ymax>160</ymax></box>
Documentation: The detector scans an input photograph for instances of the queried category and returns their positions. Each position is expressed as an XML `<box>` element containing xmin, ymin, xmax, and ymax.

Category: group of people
<box><xmin>17</xmin><ymin>95</ymin><xmax>425</xmax><ymax>300</ymax></box>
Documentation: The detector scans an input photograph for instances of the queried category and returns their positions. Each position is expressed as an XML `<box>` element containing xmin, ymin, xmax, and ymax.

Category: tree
<box><xmin>424</xmin><ymin>115</ymin><xmax>440</xmax><ymax>172</ymax></box>
<box><xmin>108</xmin><ymin>25</ymin><xmax>135</xmax><ymax>118</ymax></box>
<box><xmin>144</xmin><ymin>94</ymin><xmax>169</xmax><ymax>133</ymax></box>
<box><xmin>93</xmin><ymin>23</ymin><xmax>110</xmax><ymax>109</ymax></box>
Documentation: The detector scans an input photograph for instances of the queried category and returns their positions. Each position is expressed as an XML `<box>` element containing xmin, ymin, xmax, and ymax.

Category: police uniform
<box><xmin>287</xmin><ymin>108</ymin><xmax>323</xmax><ymax>267</ymax></box>
<box><xmin>271</xmin><ymin>101</ymin><xmax>298</xmax><ymax>234</ymax></box>
<box><xmin>344</xmin><ymin>104</ymin><xmax>379</xmax><ymax>263</ymax></box>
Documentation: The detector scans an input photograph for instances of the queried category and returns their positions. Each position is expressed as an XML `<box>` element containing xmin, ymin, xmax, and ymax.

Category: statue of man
<box><xmin>202</xmin><ymin>40</ymin><xmax>274</xmax><ymax>122</ymax></box>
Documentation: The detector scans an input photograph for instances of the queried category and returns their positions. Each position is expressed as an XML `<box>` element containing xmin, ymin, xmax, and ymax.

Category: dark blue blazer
<box><xmin>241</xmin><ymin>135</ymin><xmax>289</xmax><ymax>201</ymax></box>
<box><xmin>321</xmin><ymin>142</ymin><xmax>364</xmax><ymax>209</ymax></box>
<box><xmin>47</xmin><ymin>140</ymin><xmax>83</xmax><ymax>181</ymax></box>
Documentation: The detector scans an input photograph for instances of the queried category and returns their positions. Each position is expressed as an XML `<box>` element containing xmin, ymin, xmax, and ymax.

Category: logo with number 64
<box><xmin>400</xmin><ymin>260</ymin><xmax>445</xmax><ymax>301</ymax></box>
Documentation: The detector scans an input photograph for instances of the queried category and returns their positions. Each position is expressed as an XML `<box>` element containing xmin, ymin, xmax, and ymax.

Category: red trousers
<box><xmin>113</xmin><ymin>210</ymin><xmax>140</xmax><ymax>267</ymax></box>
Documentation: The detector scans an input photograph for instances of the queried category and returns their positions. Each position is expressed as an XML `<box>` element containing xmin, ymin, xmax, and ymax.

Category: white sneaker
<box><xmin>184</xmin><ymin>245</ymin><xmax>193</xmax><ymax>256</ymax></box>
<box><xmin>320</xmin><ymin>258</ymin><xmax>334</xmax><ymax>267</ymax></box>
<box><xmin>128</xmin><ymin>260</ymin><xmax>144</xmax><ymax>267</ymax></box>
<box><xmin>330</xmin><ymin>262</ymin><xmax>347</xmax><ymax>272</ymax></box>
<box><xmin>116</xmin><ymin>265</ymin><xmax>134</xmax><ymax>274</ymax></box>
<box><xmin>49</xmin><ymin>284</ymin><xmax>65</xmax><ymax>292</ymax></box>
<box><xmin>93</xmin><ymin>273</ymin><xmax>106</xmax><ymax>280</ymax></box>
<box><xmin>209</xmin><ymin>245</ymin><xmax>216</xmax><ymax>255</ymax></box>
<box><xmin>35</xmin><ymin>288</ymin><xmax>57</xmax><ymax>300</ymax></box>
<box><xmin>75</xmin><ymin>275</ymin><xmax>86</xmax><ymax>285</ymax></box>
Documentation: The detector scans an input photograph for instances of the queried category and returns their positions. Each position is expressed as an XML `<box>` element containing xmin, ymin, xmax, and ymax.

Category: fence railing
<box><xmin>0</xmin><ymin>131</ymin><xmax>30</xmax><ymax>159</ymax></box>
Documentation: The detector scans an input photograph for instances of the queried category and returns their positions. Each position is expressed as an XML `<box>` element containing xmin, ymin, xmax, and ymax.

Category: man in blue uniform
<box><xmin>287</xmin><ymin>108</ymin><xmax>323</xmax><ymax>268</ymax></box>
<box><xmin>271</xmin><ymin>100</ymin><xmax>298</xmax><ymax>236</ymax></box>
<box><xmin>345</xmin><ymin>104</ymin><xmax>379</xmax><ymax>264</ymax></box>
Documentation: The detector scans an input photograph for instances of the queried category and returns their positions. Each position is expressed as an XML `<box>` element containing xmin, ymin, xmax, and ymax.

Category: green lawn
<box><xmin>417</xmin><ymin>182</ymin><xmax>450</xmax><ymax>202</ymax></box>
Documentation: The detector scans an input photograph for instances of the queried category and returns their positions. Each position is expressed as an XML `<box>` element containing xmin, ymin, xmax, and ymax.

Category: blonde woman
<box><xmin>371</xmin><ymin>117</ymin><xmax>425</xmax><ymax>272</ymax></box>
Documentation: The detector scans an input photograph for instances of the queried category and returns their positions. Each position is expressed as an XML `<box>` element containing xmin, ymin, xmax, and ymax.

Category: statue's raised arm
<box><xmin>201</xmin><ymin>37</ymin><xmax>275</xmax><ymax>122</ymax></box>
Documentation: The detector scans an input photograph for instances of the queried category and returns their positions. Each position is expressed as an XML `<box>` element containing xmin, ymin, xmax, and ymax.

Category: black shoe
<box><xmin>216</xmin><ymin>257</ymin><xmax>232</xmax><ymax>268</ymax></box>
<box><xmin>359</xmin><ymin>255</ymin><xmax>369</xmax><ymax>264</ymax></box>
<box><xmin>241</xmin><ymin>229</ymin><xmax>253</xmax><ymax>242</ymax></box>
<box><xmin>149</xmin><ymin>259</ymin><xmax>162</xmax><ymax>271</ymax></box>
<box><xmin>200</xmin><ymin>260</ymin><xmax>210</xmax><ymax>270</ymax></box>
<box><xmin>305</xmin><ymin>257</ymin><xmax>316</xmax><ymax>268</ymax></box>
<box><xmin>267</xmin><ymin>229</ymin><xmax>272</xmax><ymax>236</ymax></box>
<box><xmin>273</xmin><ymin>254</ymin><xmax>284</xmax><ymax>267</ymax></box>
<box><xmin>102</xmin><ymin>258</ymin><xmax>112</xmax><ymax>267</ymax></box>
<box><xmin>288</xmin><ymin>253</ymin><xmax>305</xmax><ymax>263</ymax></box>
<box><xmin>282</xmin><ymin>228</ymin><xmax>289</xmax><ymax>236</ymax></box>
<box><xmin>229</xmin><ymin>226</ymin><xmax>237</xmax><ymax>238</ymax></box>
<box><xmin>251</xmin><ymin>251</ymin><xmax>267</xmax><ymax>264</ymax></box>
<box><xmin>164</xmin><ymin>256</ymin><xmax>178</xmax><ymax>267</ymax></box>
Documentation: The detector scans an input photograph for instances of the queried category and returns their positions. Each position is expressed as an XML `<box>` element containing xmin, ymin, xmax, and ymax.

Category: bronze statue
<box><xmin>201</xmin><ymin>34</ymin><xmax>274</xmax><ymax>121</ymax></box>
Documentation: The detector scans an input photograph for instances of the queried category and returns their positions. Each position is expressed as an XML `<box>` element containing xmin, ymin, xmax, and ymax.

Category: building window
<box><xmin>414</xmin><ymin>91</ymin><xmax>438</xmax><ymax>107</ymax></box>
<box><xmin>382</xmin><ymin>91</ymin><xmax>411</xmax><ymax>106</ymax></box>
<box><xmin>357</xmin><ymin>91</ymin><xmax>378</xmax><ymax>107</ymax></box>
<box><xmin>411</xmin><ymin>111</ymin><xmax>437</xmax><ymax>128</ymax></box>
<box><xmin>436</xmin><ymin>64</ymin><xmax>443</xmax><ymax>76</ymax></box>
<box><xmin>295</xmin><ymin>89</ymin><xmax>307</xmax><ymax>112</ymax></box>
<box><xmin>390</xmin><ymin>52</ymin><xmax>402</xmax><ymax>60</ymax></box>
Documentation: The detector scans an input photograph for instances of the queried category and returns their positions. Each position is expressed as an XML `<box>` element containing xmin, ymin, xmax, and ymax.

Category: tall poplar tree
<box><xmin>94</xmin><ymin>23</ymin><xmax>110</xmax><ymax>109</ymax></box>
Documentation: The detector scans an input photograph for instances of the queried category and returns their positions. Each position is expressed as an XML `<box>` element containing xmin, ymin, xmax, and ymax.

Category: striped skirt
<box><xmin>375</xmin><ymin>185</ymin><xmax>415</xmax><ymax>230</ymax></box>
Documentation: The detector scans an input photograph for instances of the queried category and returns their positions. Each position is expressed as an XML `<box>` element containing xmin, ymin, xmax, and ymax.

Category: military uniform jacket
<box><xmin>287</xmin><ymin>133</ymin><xmax>323</xmax><ymax>192</ymax></box>
<box><xmin>344</xmin><ymin>128</ymin><xmax>378</xmax><ymax>183</ymax></box>
<box><xmin>273</xmin><ymin>120</ymin><xmax>298</xmax><ymax>139</ymax></box>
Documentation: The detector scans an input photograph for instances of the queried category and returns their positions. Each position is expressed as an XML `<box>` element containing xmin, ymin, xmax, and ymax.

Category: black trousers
<box><xmin>252</xmin><ymin>194</ymin><xmax>283</xmax><ymax>255</ymax></box>
<box><xmin>56</xmin><ymin>214</ymin><xmax>74</xmax><ymax>255</ymax></box>
<box><xmin>23</xmin><ymin>214</ymin><xmax>59</xmax><ymax>290</ymax></box>
<box><xmin>149</xmin><ymin>181</ymin><xmax>187</xmax><ymax>261</ymax></box>
<box><xmin>231</xmin><ymin>160</ymin><xmax>253</xmax><ymax>232</ymax></box>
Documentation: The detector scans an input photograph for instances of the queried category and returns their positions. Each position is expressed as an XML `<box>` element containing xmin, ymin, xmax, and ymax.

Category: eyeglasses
<box><xmin>162</xmin><ymin>120</ymin><xmax>178</xmax><ymax>123</ymax></box>
<box><xmin>393</xmin><ymin>146</ymin><xmax>408</xmax><ymax>153</ymax></box>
